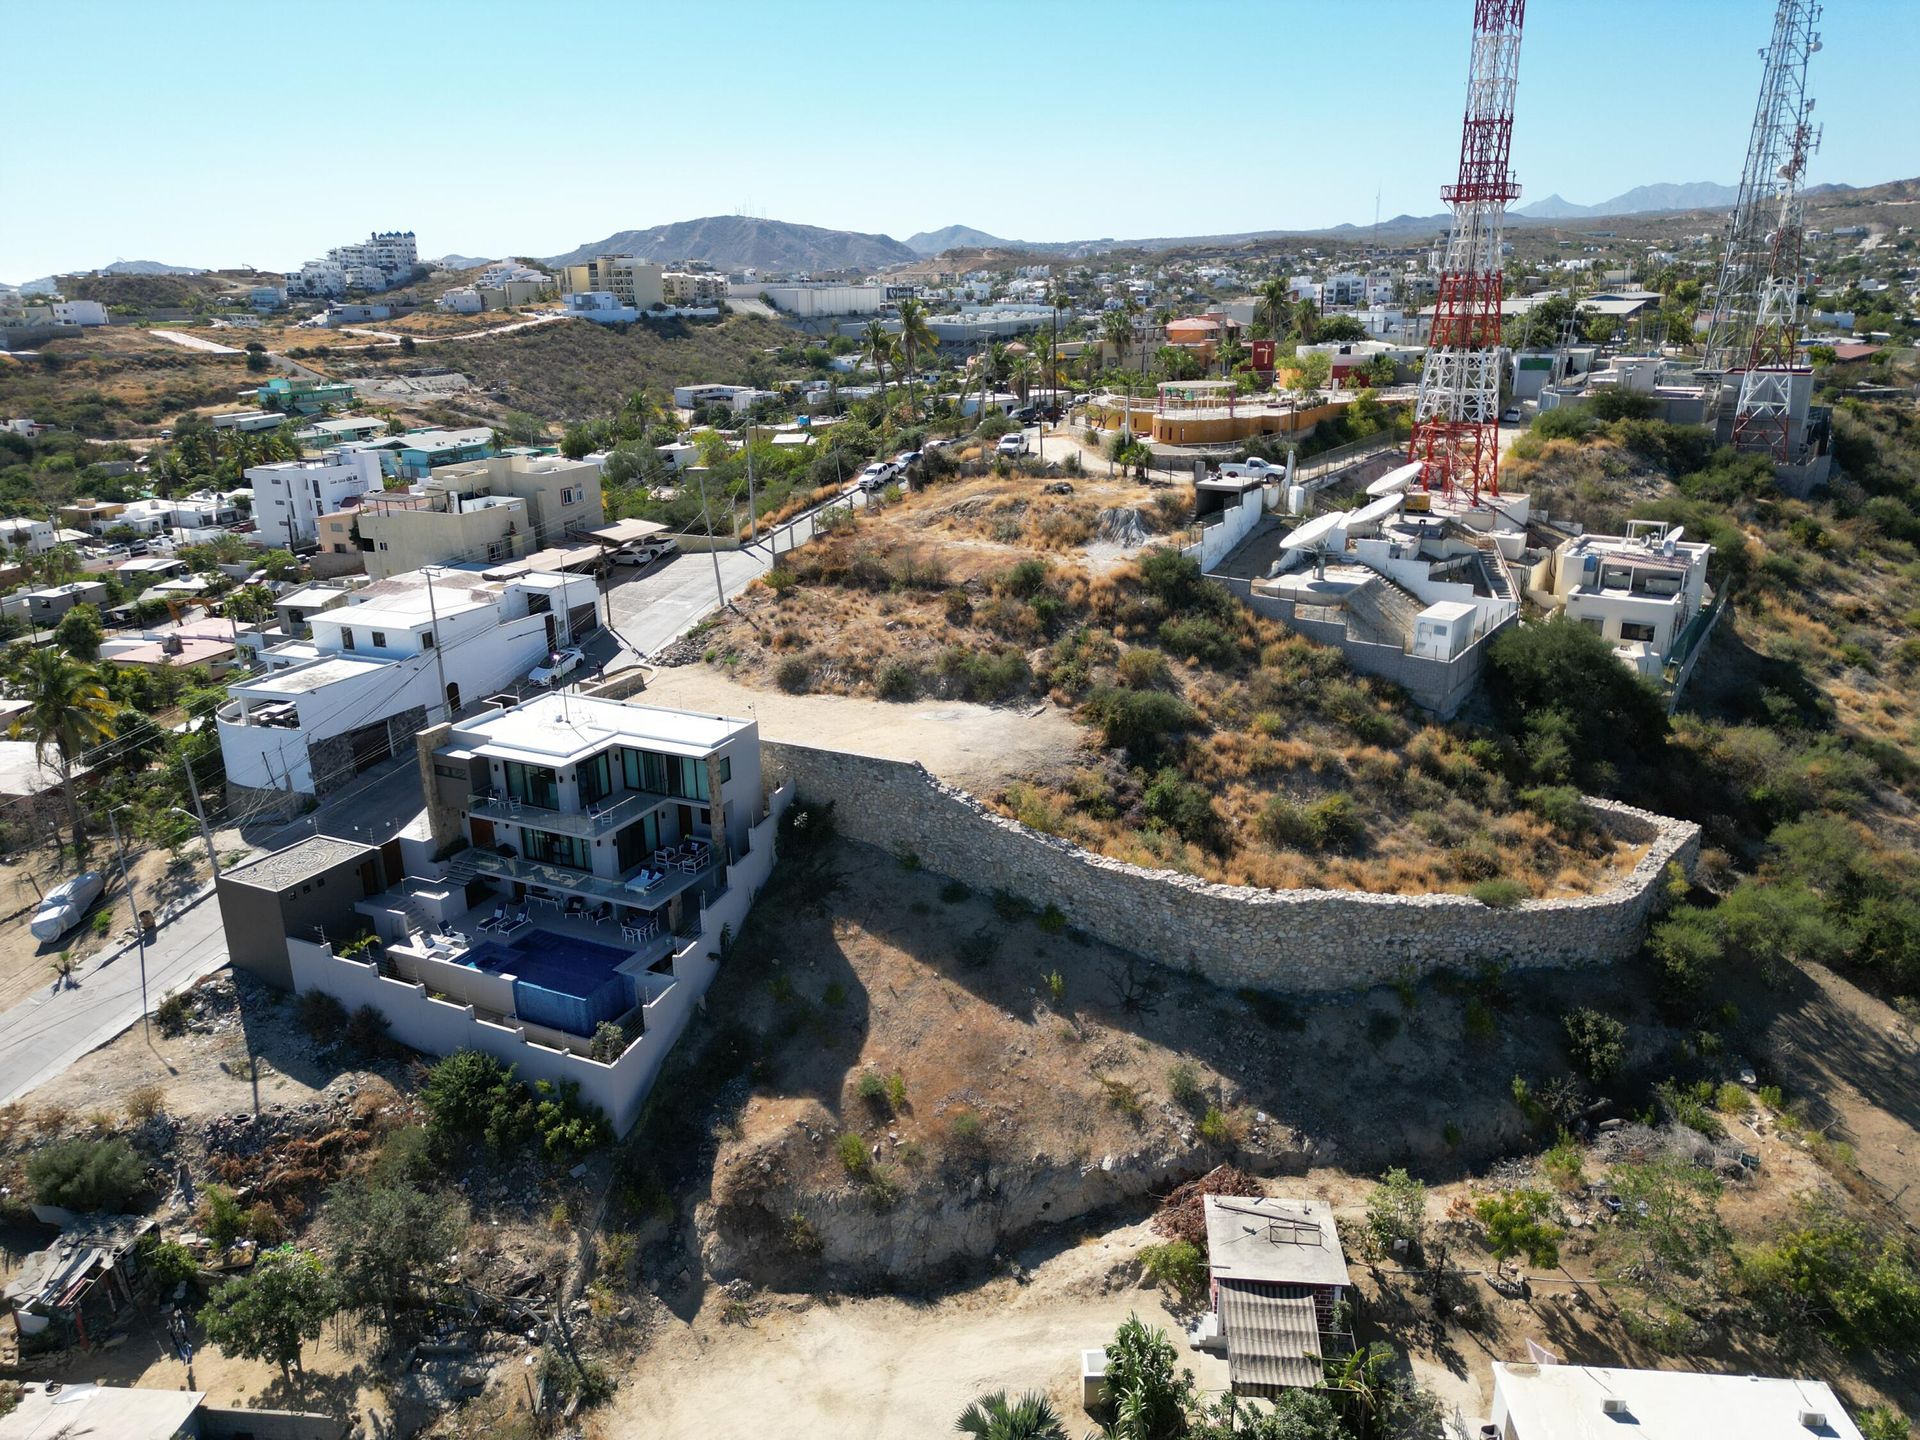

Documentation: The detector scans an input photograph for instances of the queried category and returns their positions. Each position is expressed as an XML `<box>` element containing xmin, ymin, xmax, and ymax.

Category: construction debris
<box><xmin>1150</xmin><ymin>1165</ymin><xmax>1264</xmax><ymax>1247</ymax></box>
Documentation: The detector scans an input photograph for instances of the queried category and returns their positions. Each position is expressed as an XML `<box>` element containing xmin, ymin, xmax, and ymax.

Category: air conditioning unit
<box><xmin>1798</xmin><ymin>1412</ymin><xmax>1827</xmax><ymax>1430</ymax></box>
<box><xmin>1601</xmin><ymin>1398</ymin><xmax>1630</xmax><ymax>1416</ymax></box>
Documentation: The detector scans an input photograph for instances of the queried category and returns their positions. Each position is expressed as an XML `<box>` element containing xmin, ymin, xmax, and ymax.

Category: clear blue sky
<box><xmin>5</xmin><ymin>0</ymin><xmax>1916</xmax><ymax>280</ymax></box>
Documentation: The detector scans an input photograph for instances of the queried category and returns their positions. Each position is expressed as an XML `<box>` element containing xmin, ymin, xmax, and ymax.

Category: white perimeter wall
<box><xmin>287</xmin><ymin>782</ymin><xmax>793</xmax><ymax>1133</ymax></box>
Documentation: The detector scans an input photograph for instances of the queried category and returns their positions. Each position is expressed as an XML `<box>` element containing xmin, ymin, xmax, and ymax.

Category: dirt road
<box><xmin>597</xmin><ymin>1225</ymin><xmax>1226</xmax><ymax>1440</ymax></box>
<box><xmin>636</xmin><ymin>666</ymin><xmax>1085</xmax><ymax>794</ymax></box>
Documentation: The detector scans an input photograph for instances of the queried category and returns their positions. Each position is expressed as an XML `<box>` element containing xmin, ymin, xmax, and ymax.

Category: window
<box><xmin>340</xmin><ymin>628</ymin><xmax>354</xmax><ymax>650</ymax></box>
<box><xmin>504</xmin><ymin>761</ymin><xmax>559</xmax><ymax>810</ymax></box>
<box><xmin>520</xmin><ymin>826</ymin><xmax>589</xmax><ymax>871</ymax></box>
<box><xmin>579</xmin><ymin>750</ymin><xmax>613</xmax><ymax>804</ymax></box>
<box><xmin>377</xmin><ymin>541</ymin><xmax>389</xmax><ymax>551</ymax></box>
<box><xmin>1579</xmin><ymin>616</ymin><xmax>1603</xmax><ymax>633</ymax></box>
<box><xmin>1620</xmin><ymin>621</ymin><xmax>1658</xmax><ymax>644</ymax></box>
<box><xmin>433</xmin><ymin>762</ymin><xmax>463</xmax><ymax>779</ymax></box>
<box><xmin>371</xmin><ymin>631</ymin><xmax>387</xmax><ymax>648</ymax></box>
<box><xmin>615</xmin><ymin>813</ymin><xmax>659</xmax><ymax>872</ymax></box>
<box><xmin>421</xmin><ymin>630</ymin><xmax>434</xmax><ymax>649</ymax></box>
<box><xmin>718</xmin><ymin>756</ymin><xmax>732</xmax><ymax>785</ymax></box>
<box><xmin>560</xmin><ymin>487</ymin><xmax>577</xmax><ymax>505</ymax></box>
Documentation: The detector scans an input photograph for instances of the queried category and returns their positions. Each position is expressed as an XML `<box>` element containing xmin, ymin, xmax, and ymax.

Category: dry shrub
<box><xmin>125</xmin><ymin>1086</ymin><xmax>165</xmax><ymax>1123</ymax></box>
<box><xmin>1152</xmin><ymin>1165</ymin><xmax>1264</xmax><ymax>1246</ymax></box>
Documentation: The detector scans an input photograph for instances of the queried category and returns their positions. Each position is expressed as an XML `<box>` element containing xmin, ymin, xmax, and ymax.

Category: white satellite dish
<box><xmin>1279</xmin><ymin>511</ymin><xmax>1345</xmax><ymax>552</ymax></box>
<box><xmin>1366</xmin><ymin>461</ymin><xmax>1423</xmax><ymax>497</ymax></box>
<box><xmin>1348</xmin><ymin>493</ymin><xmax>1405</xmax><ymax>527</ymax></box>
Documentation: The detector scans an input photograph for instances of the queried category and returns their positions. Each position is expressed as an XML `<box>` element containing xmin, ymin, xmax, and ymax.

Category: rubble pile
<box><xmin>1149</xmin><ymin>1164</ymin><xmax>1264</xmax><ymax>1247</ymax></box>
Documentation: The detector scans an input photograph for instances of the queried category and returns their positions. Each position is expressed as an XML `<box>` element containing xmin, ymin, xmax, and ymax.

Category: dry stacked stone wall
<box><xmin>763</xmin><ymin>741</ymin><xmax>1700</xmax><ymax>995</ymax></box>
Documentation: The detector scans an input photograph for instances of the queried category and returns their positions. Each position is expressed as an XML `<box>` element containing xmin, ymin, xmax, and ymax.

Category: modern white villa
<box><xmin>1529</xmin><ymin>518</ymin><xmax>1715</xmax><ymax>682</ymax></box>
<box><xmin>280</xmin><ymin>693</ymin><xmax>787</xmax><ymax>1133</ymax></box>
<box><xmin>216</xmin><ymin>564</ymin><xmax>598</xmax><ymax>799</ymax></box>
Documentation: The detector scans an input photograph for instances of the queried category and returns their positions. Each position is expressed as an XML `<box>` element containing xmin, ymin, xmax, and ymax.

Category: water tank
<box><xmin>1286</xmin><ymin>484</ymin><xmax>1307</xmax><ymax>516</ymax></box>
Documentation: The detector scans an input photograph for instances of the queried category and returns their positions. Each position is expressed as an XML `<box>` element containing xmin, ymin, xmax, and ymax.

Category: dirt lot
<box><xmin>638</xmin><ymin>663</ymin><xmax>1085</xmax><ymax>794</ymax></box>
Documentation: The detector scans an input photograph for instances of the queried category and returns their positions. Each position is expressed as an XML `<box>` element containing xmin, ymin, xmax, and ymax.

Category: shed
<box><xmin>1203</xmin><ymin>1195</ymin><xmax>1350</xmax><ymax>1399</ymax></box>
<box><xmin>3</xmin><ymin>1215</ymin><xmax>155</xmax><ymax>1344</ymax></box>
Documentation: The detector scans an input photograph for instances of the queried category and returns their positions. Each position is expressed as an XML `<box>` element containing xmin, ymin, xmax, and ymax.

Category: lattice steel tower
<box><xmin>1409</xmin><ymin>0</ymin><xmax>1526</xmax><ymax>504</ymax></box>
<box><xmin>1702</xmin><ymin>0</ymin><xmax>1822</xmax><ymax>461</ymax></box>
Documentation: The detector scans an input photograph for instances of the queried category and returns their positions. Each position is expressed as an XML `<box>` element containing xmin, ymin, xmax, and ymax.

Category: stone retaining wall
<box><xmin>763</xmin><ymin>741</ymin><xmax>1700</xmax><ymax>995</ymax></box>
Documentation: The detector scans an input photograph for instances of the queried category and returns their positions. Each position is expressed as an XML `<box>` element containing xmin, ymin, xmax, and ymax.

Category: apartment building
<box><xmin>290</xmin><ymin>230</ymin><xmax>419</xmax><ymax>297</ymax></box>
<box><xmin>661</xmin><ymin>270</ymin><xmax>727</xmax><ymax>305</ymax></box>
<box><xmin>350</xmin><ymin>454</ymin><xmax>603</xmax><ymax>579</ymax></box>
<box><xmin>0</xmin><ymin>516</ymin><xmax>56</xmax><ymax>554</ymax></box>
<box><xmin>1531</xmin><ymin>519</ymin><xmax>1714</xmax><ymax>683</ymax></box>
<box><xmin>270</xmin><ymin>693</ymin><xmax>788</xmax><ymax>1134</ymax></box>
<box><xmin>245</xmin><ymin>450</ymin><xmax>384</xmax><ymax>548</ymax></box>
<box><xmin>553</xmin><ymin>255</ymin><xmax>665</xmax><ymax>310</ymax></box>
<box><xmin>293</xmin><ymin>415</ymin><xmax>387</xmax><ymax>451</ymax></box>
<box><xmin>217</xmin><ymin>565</ymin><xmax>599</xmax><ymax>798</ymax></box>
<box><xmin>335</xmin><ymin>427</ymin><xmax>496</xmax><ymax>481</ymax></box>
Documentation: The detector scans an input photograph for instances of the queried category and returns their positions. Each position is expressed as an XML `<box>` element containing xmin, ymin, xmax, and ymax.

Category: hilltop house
<box><xmin>216</xmin><ymin>565</ymin><xmax>599</xmax><ymax>800</ymax></box>
<box><xmin>1529</xmin><ymin>519</ymin><xmax>1714</xmax><ymax>685</ymax></box>
<box><xmin>1489</xmin><ymin>1362</ymin><xmax>1864</xmax><ymax>1440</ymax></box>
<box><xmin>245</xmin><ymin>451</ymin><xmax>385</xmax><ymax>549</ymax></box>
<box><xmin>1192</xmin><ymin>1195</ymin><xmax>1352</xmax><ymax>1399</ymax></box>
<box><xmin>276</xmin><ymin>692</ymin><xmax>789</xmax><ymax>1133</ymax></box>
<box><xmin>343</xmin><ymin>454</ymin><xmax>604</xmax><ymax>579</ymax></box>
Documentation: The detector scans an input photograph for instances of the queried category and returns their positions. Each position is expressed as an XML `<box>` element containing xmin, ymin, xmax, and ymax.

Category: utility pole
<box><xmin>106</xmin><ymin>807</ymin><xmax>150</xmax><ymax>1040</ymax></box>
<box><xmin>424</xmin><ymin>567</ymin><xmax>451</xmax><ymax>719</ymax></box>
<box><xmin>695</xmin><ymin>472</ymin><xmax>727</xmax><ymax>613</ymax></box>
<box><xmin>745</xmin><ymin>431</ymin><xmax>758</xmax><ymax>554</ymax></box>
<box><xmin>179</xmin><ymin>752</ymin><xmax>220</xmax><ymax>881</ymax></box>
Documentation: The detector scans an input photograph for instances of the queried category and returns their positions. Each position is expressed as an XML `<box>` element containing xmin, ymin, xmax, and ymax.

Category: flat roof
<box><xmin>239</xmin><ymin>654</ymin><xmax>391</xmax><ymax>695</ymax></box>
<box><xmin>1492</xmin><ymin>1363</ymin><xmax>1863</xmax><ymax>1440</ymax></box>
<box><xmin>589</xmin><ymin>519</ymin><xmax>669</xmax><ymax>546</ymax></box>
<box><xmin>453</xmin><ymin>692</ymin><xmax>753</xmax><ymax>766</ymax></box>
<box><xmin>277</xmin><ymin>583</ymin><xmax>354</xmax><ymax>609</ymax></box>
<box><xmin>324</xmin><ymin>587</ymin><xmax>493</xmax><ymax>629</ymax></box>
<box><xmin>0</xmin><ymin>1383</ymin><xmax>204</xmax><ymax>1440</ymax></box>
<box><xmin>224</xmin><ymin>835</ymin><xmax>378</xmax><ymax>892</ymax></box>
<box><xmin>1203</xmin><ymin>1195</ymin><xmax>1349</xmax><ymax>1289</ymax></box>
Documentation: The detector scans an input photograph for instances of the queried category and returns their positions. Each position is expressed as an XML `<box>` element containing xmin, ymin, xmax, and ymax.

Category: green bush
<box><xmin>1261</xmin><ymin>792</ymin><xmax>1364</xmax><ymax>852</ymax></box>
<box><xmin>153</xmin><ymin>992</ymin><xmax>192</xmax><ymax>1037</ymax></box>
<box><xmin>1476</xmin><ymin>1188</ymin><xmax>1562</xmax><ymax>1268</ymax></box>
<box><xmin>1139</xmin><ymin>1239</ymin><xmax>1208</xmax><ymax>1302</ymax></box>
<box><xmin>28</xmin><ymin>1137</ymin><xmax>146</xmax><ymax>1212</ymax></box>
<box><xmin>1563</xmin><ymin>1007</ymin><xmax>1628</xmax><ymax>1083</ymax></box>
<box><xmin>1142</xmin><ymin>768</ymin><xmax>1225</xmax><ymax>851</ymax></box>
<box><xmin>835</xmin><ymin>1132</ymin><xmax>870</xmax><ymax>1175</ymax></box>
<box><xmin>938</xmin><ymin>646</ymin><xmax>1031</xmax><ymax>702</ymax></box>
<box><xmin>420</xmin><ymin>1049</ymin><xmax>610</xmax><ymax>1161</ymax></box>
<box><xmin>1156</xmin><ymin>615</ymin><xmax>1238</xmax><ymax>667</ymax></box>
<box><xmin>1081</xmin><ymin>686</ymin><xmax>1198</xmax><ymax>757</ymax></box>
<box><xmin>1472</xmin><ymin>878</ymin><xmax>1529</xmax><ymax>909</ymax></box>
<box><xmin>874</xmin><ymin>661</ymin><xmax>919</xmax><ymax>701</ymax></box>
<box><xmin>1365</xmin><ymin>1168</ymin><xmax>1427</xmax><ymax>1258</ymax></box>
<box><xmin>1167</xmin><ymin>1062</ymin><xmax>1203</xmax><ymax>1112</ymax></box>
<box><xmin>1519</xmin><ymin>785</ymin><xmax>1593</xmax><ymax>839</ymax></box>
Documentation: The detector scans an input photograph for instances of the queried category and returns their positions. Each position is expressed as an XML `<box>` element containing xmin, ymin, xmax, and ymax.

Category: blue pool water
<box><xmin>466</xmin><ymin>929</ymin><xmax>635</xmax><ymax>1036</ymax></box>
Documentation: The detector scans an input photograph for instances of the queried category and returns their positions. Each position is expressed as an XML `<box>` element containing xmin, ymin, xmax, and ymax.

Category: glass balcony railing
<box><xmin>467</xmin><ymin>785</ymin><xmax>677</xmax><ymax>839</ymax></box>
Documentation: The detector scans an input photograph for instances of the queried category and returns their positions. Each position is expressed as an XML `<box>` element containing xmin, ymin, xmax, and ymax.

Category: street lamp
<box><xmin>105</xmin><ymin>806</ymin><xmax>151</xmax><ymax>1041</ymax></box>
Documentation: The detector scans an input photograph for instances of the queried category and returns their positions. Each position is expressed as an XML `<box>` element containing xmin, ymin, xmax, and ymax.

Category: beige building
<box><xmin>351</xmin><ymin>454</ymin><xmax>604</xmax><ymax>579</ymax></box>
<box><xmin>662</xmin><ymin>270</ymin><xmax>726</xmax><ymax>305</ymax></box>
<box><xmin>553</xmin><ymin>255</ymin><xmax>664</xmax><ymax>310</ymax></box>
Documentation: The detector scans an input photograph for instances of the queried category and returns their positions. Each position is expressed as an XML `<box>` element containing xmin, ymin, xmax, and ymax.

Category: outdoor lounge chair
<box><xmin>477</xmin><ymin>906</ymin><xmax>507</xmax><ymax>932</ymax></box>
<box><xmin>501</xmin><ymin>908</ymin><xmax>531</xmax><ymax>935</ymax></box>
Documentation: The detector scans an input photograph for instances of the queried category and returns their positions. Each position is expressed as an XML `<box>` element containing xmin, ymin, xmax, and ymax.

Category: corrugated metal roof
<box><xmin>1218</xmin><ymin>1283</ymin><xmax>1323</xmax><ymax>1394</ymax></box>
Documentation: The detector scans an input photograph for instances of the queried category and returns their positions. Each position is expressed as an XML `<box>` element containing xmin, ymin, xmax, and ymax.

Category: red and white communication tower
<box><xmin>1703</xmin><ymin>0</ymin><xmax>1822</xmax><ymax>462</ymax></box>
<box><xmin>1409</xmin><ymin>0</ymin><xmax>1526</xmax><ymax>504</ymax></box>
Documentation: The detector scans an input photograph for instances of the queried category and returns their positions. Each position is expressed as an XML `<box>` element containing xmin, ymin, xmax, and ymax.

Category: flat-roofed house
<box><xmin>1199</xmin><ymin>1195</ymin><xmax>1351</xmax><ymax>1398</ymax></box>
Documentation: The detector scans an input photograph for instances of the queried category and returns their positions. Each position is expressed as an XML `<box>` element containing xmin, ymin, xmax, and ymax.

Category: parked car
<box><xmin>528</xmin><ymin>648</ymin><xmax>585</xmax><ymax>686</ymax></box>
<box><xmin>30</xmin><ymin>872</ymin><xmax>107</xmax><ymax>943</ymax></box>
<box><xmin>1215</xmin><ymin>456</ymin><xmax>1283</xmax><ymax>480</ymax></box>
<box><xmin>612</xmin><ymin>538</ymin><xmax>679</xmax><ymax>568</ymax></box>
<box><xmin>995</xmin><ymin>431</ymin><xmax>1029</xmax><ymax>456</ymax></box>
<box><xmin>893</xmin><ymin>450</ymin><xmax>922</xmax><ymax>469</ymax></box>
<box><xmin>1501</xmin><ymin>407</ymin><xmax>1523</xmax><ymax>424</ymax></box>
<box><xmin>857</xmin><ymin>461</ymin><xmax>898</xmax><ymax>491</ymax></box>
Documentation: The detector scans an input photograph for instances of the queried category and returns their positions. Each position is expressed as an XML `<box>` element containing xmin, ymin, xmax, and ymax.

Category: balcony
<box><xmin>467</xmin><ymin>785</ymin><xmax>679</xmax><ymax>840</ymax></box>
<box><xmin>445</xmin><ymin>843</ymin><xmax>720</xmax><ymax>912</ymax></box>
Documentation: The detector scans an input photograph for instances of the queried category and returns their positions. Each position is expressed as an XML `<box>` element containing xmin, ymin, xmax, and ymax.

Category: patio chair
<box><xmin>477</xmin><ymin>906</ymin><xmax>506</xmax><ymax>933</ymax></box>
<box><xmin>620</xmin><ymin>924</ymin><xmax>641</xmax><ymax>944</ymax></box>
<box><xmin>589</xmin><ymin>902</ymin><xmax>613</xmax><ymax>926</ymax></box>
<box><xmin>502</xmin><ymin>908</ymin><xmax>531</xmax><ymax>935</ymax></box>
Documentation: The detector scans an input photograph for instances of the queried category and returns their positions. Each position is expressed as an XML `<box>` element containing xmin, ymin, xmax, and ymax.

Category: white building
<box><xmin>290</xmin><ymin>230</ymin><xmax>418</xmax><ymax>297</ymax></box>
<box><xmin>0</xmin><ymin>516</ymin><xmax>56</xmax><ymax>555</ymax></box>
<box><xmin>438</xmin><ymin>288</ymin><xmax>483</xmax><ymax>315</ymax></box>
<box><xmin>216</xmin><ymin>565</ymin><xmax>600</xmax><ymax>797</ymax></box>
<box><xmin>246</xmin><ymin>451</ymin><xmax>384</xmax><ymax>548</ymax></box>
<box><xmin>1531</xmin><ymin>519</ymin><xmax>1713</xmax><ymax>681</ymax></box>
<box><xmin>1489</xmin><ymin>1362</ymin><xmax>1864</xmax><ymax>1440</ymax></box>
<box><xmin>276</xmin><ymin>692</ymin><xmax>784</xmax><ymax>1135</ymax></box>
<box><xmin>747</xmin><ymin>283</ymin><xmax>885</xmax><ymax>318</ymax></box>
<box><xmin>50</xmin><ymin>300</ymin><xmax>108</xmax><ymax>327</ymax></box>
<box><xmin>563</xmin><ymin>291</ymin><xmax>642</xmax><ymax>324</ymax></box>
<box><xmin>673</xmin><ymin>383</ymin><xmax>754</xmax><ymax>411</ymax></box>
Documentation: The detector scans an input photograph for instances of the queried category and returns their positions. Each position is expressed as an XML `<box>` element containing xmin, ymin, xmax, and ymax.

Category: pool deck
<box><xmin>430</xmin><ymin>900</ymin><xmax>676</xmax><ymax>980</ymax></box>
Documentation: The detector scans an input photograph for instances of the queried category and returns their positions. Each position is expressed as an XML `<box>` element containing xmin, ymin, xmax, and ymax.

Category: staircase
<box><xmin>1447</xmin><ymin>522</ymin><xmax>1517</xmax><ymax>603</ymax></box>
<box><xmin>1342</xmin><ymin>576</ymin><xmax>1429</xmax><ymax>652</ymax></box>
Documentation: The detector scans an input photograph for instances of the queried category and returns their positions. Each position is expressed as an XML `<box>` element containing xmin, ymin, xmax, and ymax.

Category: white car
<box><xmin>856</xmin><ymin>461</ymin><xmax>898</xmax><ymax>492</ymax></box>
<box><xmin>995</xmin><ymin>432</ymin><xmax>1028</xmax><ymax>456</ymax></box>
<box><xmin>528</xmin><ymin>648</ymin><xmax>585</xmax><ymax>686</ymax></box>
<box><xmin>30</xmin><ymin>872</ymin><xmax>107</xmax><ymax>943</ymax></box>
<box><xmin>1501</xmin><ymin>407</ymin><xmax>1523</xmax><ymax>424</ymax></box>
<box><xmin>612</xmin><ymin>539</ymin><xmax>678</xmax><ymax>567</ymax></box>
<box><xmin>1216</xmin><ymin>456</ymin><xmax>1283</xmax><ymax>480</ymax></box>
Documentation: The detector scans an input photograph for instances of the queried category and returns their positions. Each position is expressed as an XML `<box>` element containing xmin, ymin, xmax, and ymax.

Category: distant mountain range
<box><xmin>904</xmin><ymin>225</ymin><xmax>1024</xmax><ymax>256</ymax></box>
<box><xmin>546</xmin><ymin>216</ymin><xmax>918</xmax><ymax>274</ymax></box>
<box><xmin>12</xmin><ymin>258</ymin><xmax>203</xmax><ymax>294</ymax></box>
<box><xmin>1515</xmin><ymin>181</ymin><xmax>1741</xmax><ymax>219</ymax></box>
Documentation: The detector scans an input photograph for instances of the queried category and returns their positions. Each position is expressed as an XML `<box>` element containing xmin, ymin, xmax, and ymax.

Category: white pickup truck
<box><xmin>1214</xmin><ymin>456</ymin><xmax>1285</xmax><ymax>480</ymax></box>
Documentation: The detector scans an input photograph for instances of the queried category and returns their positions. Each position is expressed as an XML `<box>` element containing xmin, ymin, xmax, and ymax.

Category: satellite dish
<box><xmin>1348</xmin><ymin>493</ymin><xmax>1406</xmax><ymax>527</ymax></box>
<box><xmin>1665</xmin><ymin>525</ymin><xmax>1684</xmax><ymax>545</ymax></box>
<box><xmin>1366</xmin><ymin>461</ymin><xmax>1423</xmax><ymax>496</ymax></box>
<box><xmin>1279</xmin><ymin>511</ymin><xmax>1345</xmax><ymax>552</ymax></box>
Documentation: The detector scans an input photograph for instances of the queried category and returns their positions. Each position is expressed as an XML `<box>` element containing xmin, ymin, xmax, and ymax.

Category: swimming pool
<box><xmin>466</xmin><ymin>929</ymin><xmax>635</xmax><ymax>1036</ymax></box>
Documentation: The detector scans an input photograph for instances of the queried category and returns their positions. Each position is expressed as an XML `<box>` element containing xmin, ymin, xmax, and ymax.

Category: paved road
<box><xmin>0</xmin><ymin>892</ymin><xmax>230</xmax><ymax>1103</ymax></box>
<box><xmin>336</xmin><ymin>312</ymin><xmax>574</xmax><ymax>348</ymax></box>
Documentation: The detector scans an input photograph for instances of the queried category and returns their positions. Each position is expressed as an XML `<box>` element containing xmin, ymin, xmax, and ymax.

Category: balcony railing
<box><xmin>467</xmin><ymin>785</ymin><xmax>679</xmax><ymax>840</ymax></box>
<box><xmin>446</xmin><ymin>844</ymin><xmax>720</xmax><ymax>910</ymax></box>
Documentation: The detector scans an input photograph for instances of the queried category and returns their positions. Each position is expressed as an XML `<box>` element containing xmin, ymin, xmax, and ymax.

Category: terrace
<box><xmin>444</xmin><ymin>841</ymin><xmax>721</xmax><ymax>912</ymax></box>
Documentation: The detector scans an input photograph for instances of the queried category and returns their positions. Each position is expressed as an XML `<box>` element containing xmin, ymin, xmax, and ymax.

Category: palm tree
<box><xmin>1007</xmin><ymin>354</ymin><xmax>1038</xmax><ymax>403</ymax></box>
<box><xmin>954</xmin><ymin>1390</ymin><xmax>1066</xmax><ymax>1440</ymax></box>
<box><xmin>1293</xmin><ymin>296</ymin><xmax>1321</xmax><ymax>346</ymax></box>
<box><xmin>1254</xmin><ymin>277</ymin><xmax>1293</xmax><ymax>342</ymax></box>
<box><xmin>1101</xmin><ymin>309</ymin><xmax>1135</xmax><ymax>374</ymax></box>
<box><xmin>10</xmin><ymin>648</ymin><xmax>117</xmax><ymax>851</ymax></box>
<box><xmin>893</xmin><ymin>297</ymin><xmax>939</xmax><ymax>418</ymax></box>
<box><xmin>863</xmin><ymin>319</ymin><xmax>892</xmax><ymax>428</ymax></box>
